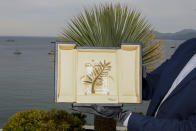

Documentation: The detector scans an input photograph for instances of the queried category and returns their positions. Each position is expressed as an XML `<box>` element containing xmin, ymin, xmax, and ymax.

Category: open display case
<box><xmin>55</xmin><ymin>43</ymin><xmax>142</xmax><ymax>103</ymax></box>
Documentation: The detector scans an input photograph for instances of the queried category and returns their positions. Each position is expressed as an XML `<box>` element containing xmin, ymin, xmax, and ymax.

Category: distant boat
<box><xmin>48</xmin><ymin>49</ymin><xmax>55</xmax><ymax>55</ymax></box>
<box><xmin>50</xmin><ymin>41</ymin><xmax>56</xmax><ymax>44</ymax></box>
<box><xmin>48</xmin><ymin>43</ymin><xmax>55</xmax><ymax>55</ymax></box>
<box><xmin>14</xmin><ymin>50</ymin><xmax>22</xmax><ymax>55</ymax></box>
<box><xmin>48</xmin><ymin>51</ymin><xmax>55</xmax><ymax>55</ymax></box>
<box><xmin>170</xmin><ymin>46</ymin><xmax>176</xmax><ymax>48</ymax></box>
<box><xmin>6</xmin><ymin>39</ymin><xmax>15</xmax><ymax>42</ymax></box>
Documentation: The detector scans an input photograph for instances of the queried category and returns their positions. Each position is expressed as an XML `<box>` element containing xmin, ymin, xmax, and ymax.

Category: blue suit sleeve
<box><xmin>142</xmin><ymin>59</ymin><xmax>169</xmax><ymax>100</ymax></box>
<box><xmin>127</xmin><ymin>112</ymin><xmax>196</xmax><ymax>131</ymax></box>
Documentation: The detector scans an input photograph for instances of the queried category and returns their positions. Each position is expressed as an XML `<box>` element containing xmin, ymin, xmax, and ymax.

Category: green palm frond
<box><xmin>61</xmin><ymin>3</ymin><xmax>164</xmax><ymax>73</ymax></box>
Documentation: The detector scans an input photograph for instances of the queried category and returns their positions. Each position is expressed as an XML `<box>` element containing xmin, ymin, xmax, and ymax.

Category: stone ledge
<box><xmin>83</xmin><ymin>125</ymin><xmax>126</xmax><ymax>131</ymax></box>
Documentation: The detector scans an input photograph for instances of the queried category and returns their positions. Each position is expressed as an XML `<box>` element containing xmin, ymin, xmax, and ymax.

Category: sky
<box><xmin>0</xmin><ymin>0</ymin><xmax>196</xmax><ymax>37</ymax></box>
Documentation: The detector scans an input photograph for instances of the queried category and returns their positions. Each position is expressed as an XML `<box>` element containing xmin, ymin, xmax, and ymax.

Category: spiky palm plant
<box><xmin>61</xmin><ymin>3</ymin><xmax>164</xmax><ymax>73</ymax></box>
<box><xmin>61</xmin><ymin>3</ymin><xmax>164</xmax><ymax>131</ymax></box>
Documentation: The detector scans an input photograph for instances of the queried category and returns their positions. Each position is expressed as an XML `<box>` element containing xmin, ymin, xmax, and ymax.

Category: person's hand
<box><xmin>72</xmin><ymin>104</ymin><xmax>131</xmax><ymax>123</ymax></box>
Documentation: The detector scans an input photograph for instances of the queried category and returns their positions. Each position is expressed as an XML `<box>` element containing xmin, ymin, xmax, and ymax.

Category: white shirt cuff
<box><xmin>123</xmin><ymin>112</ymin><xmax>132</xmax><ymax>127</ymax></box>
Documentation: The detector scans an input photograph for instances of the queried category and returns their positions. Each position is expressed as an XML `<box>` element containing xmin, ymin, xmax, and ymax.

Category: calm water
<box><xmin>0</xmin><ymin>37</ymin><xmax>184</xmax><ymax>128</ymax></box>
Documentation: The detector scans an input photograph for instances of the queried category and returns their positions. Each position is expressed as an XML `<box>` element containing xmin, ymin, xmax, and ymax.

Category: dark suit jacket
<box><xmin>128</xmin><ymin>38</ymin><xmax>196</xmax><ymax>131</ymax></box>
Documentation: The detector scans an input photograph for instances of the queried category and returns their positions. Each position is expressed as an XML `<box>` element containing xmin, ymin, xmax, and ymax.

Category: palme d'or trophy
<box><xmin>82</xmin><ymin>59</ymin><xmax>112</xmax><ymax>96</ymax></box>
<box><xmin>55</xmin><ymin>42</ymin><xmax>142</xmax><ymax>106</ymax></box>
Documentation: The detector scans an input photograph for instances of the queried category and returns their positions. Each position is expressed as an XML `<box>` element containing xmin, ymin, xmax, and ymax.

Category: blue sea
<box><xmin>0</xmin><ymin>36</ymin><xmax>184</xmax><ymax>128</ymax></box>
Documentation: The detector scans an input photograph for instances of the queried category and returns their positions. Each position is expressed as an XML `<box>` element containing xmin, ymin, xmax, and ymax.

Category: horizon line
<box><xmin>0</xmin><ymin>35</ymin><xmax>58</xmax><ymax>38</ymax></box>
<box><xmin>0</xmin><ymin>28</ymin><xmax>196</xmax><ymax>38</ymax></box>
